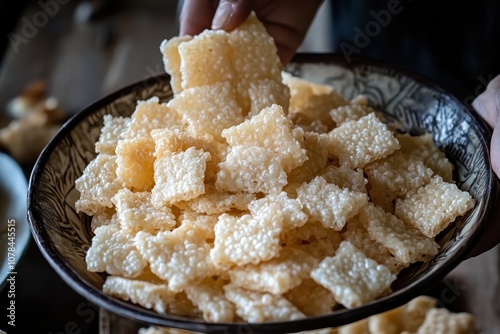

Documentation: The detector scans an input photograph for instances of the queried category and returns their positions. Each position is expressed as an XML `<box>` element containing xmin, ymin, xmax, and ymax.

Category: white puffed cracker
<box><xmin>288</xmin><ymin>131</ymin><xmax>329</xmax><ymax>184</ymax></box>
<box><xmin>365</xmin><ymin>151</ymin><xmax>433</xmax><ymax>209</ymax></box>
<box><xmin>222</xmin><ymin>104</ymin><xmax>307</xmax><ymax>172</ymax></box>
<box><xmin>327</xmin><ymin>113</ymin><xmax>400</xmax><ymax>169</ymax></box>
<box><xmin>416</xmin><ymin>308</ymin><xmax>475</xmax><ymax>334</ymax></box>
<box><xmin>178</xmin><ymin>30</ymin><xmax>234</xmax><ymax>89</ymax></box>
<box><xmin>184</xmin><ymin>278</ymin><xmax>235</xmax><ymax>323</ymax></box>
<box><xmin>248</xmin><ymin>191</ymin><xmax>308</xmax><ymax>230</ymax></box>
<box><xmin>228</xmin><ymin>247</ymin><xmax>317</xmax><ymax>295</ymax></box>
<box><xmin>297</xmin><ymin>176</ymin><xmax>368</xmax><ymax>230</ymax></box>
<box><xmin>183</xmin><ymin>184</ymin><xmax>255</xmax><ymax>215</ymax></box>
<box><xmin>210</xmin><ymin>208</ymin><xmax>283</xmax><ymax>268</ymax></box>
<box><xmin>282</xmin><ymin>72</ymin><xmax>349</xmax><ymax>130</ymax></box>
<box><xmin>160</xmin><ymin>35</ymin><xmax>192</xmax><ymax>94</ymax></box>
<box><xmin>404</xmin><ymin>295</ymin><xmax>438</xmax><ymax>332</ymax></box>
<box><xmin>358</xmin><ymin>203</ymin><xmax>439</xmax><ymax>265</ymax></box>
<box><xmin>284</xmin><ymin>278</ymin><xmax>337</xmax><ymax>317</ymax></box>
<box><xmin>228</xmin><ymin>12</ymin><xmax>282</xmax><ymax>84</ymax></box>
<box><xmin>329</xmin><ymin>103</ymin><xmax>375</xmax><ymax>126</ymax></box>
<box><xmin>151</xmin><ymin>128</ymin><xmax>227</xmax><ymax>181</ymax></box>
<box><xmin>397</xmin><ymin>133</ymin><xmax>454</xmax><ymax>183</ymax></box>
<box><xmin>215</xmin><ymin>145</ymin><xmax>287</xmax><ymax>194</ymax></box>
<box><xmin>394</xmin><ymin>176</ymin><xmax>475</xmax><ymax>238</ymax></box>
<box><xmin>115</xmin><ymin>136</ymin><xmax>156</xmax><ymax>191</ymax></box>
<box><xmin>320</xmin><ymin>164</ymin><xmax>368</xmax><ymax>194</ymax></box>
<box><xmin>103</xmin><ymin>276</ymin><xmax>175</xmax><ymax>314</ymax></box>
<box><xmin>95</xmin><ymin>115</ymin><xmax>131</xmax><ymax>154</ymax></box>
<box><xmin>151</xmin><ymin>147</ymin><xmax>209</xmax><ymax>207</ymax></box>
<box><xmin>124</xmin><ymin>97</ymin><xmax>185</xmax><ymax>139</ymax></box>
<box><xmin>223</xmin><ymin>284</ymin><xmax>305</xmax><ymax>323</ymax></box>
<box><xmin>167</xmin><ymin>81</ymin><xmax>244</xmax><ymax>141</ymax></box>
<box><xmin>86</xmin><ymin>224</ymin><xmax>147</xmax><ymax>278</ymax></box>
<box><xmin>134</xmin><ymin>230</ymin><xmax>217</xmax><ymax>292</ymax></box>
<box><xmin>342</xmin><ymin>218</ymin><xmax>406</xmax><ymax>274</ymax></box>
<box><xmin>310</xmin><ymin>241</ymin><xmax>397</xmax><ymax>309</ymax></box>
<box><xmin>75</xmin><ymin>154</ymin><xmax>123</xmax><ymax>215</ymax></box>
<box><xmin>112</xmin><ymin>188</ymin><xmax>176</xmax><ymax>233</ymax></box>
<box><xmin>247</xmin><ymin>78</ymin><xmax>290</xmax><ymax>117</ymax></box>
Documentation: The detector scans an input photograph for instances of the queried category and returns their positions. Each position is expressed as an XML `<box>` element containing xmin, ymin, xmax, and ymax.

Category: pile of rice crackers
<box><xmin>75</xmin><ymin>12</ymin><xmax>476</xmax><ymax>332</ymax></box>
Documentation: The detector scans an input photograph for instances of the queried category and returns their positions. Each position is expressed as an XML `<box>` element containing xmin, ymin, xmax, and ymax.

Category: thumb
<box><xmin>211</xmin><ymin>0</ymin><xmax>252</xmax><ymax>31</ymax></box>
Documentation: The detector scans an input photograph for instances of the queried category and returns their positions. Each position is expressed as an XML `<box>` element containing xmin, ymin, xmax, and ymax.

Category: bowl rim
<box><xmin>27</xmin><ymin>53</ymin><xmax>499</xmax><ymax>333</ymax></box>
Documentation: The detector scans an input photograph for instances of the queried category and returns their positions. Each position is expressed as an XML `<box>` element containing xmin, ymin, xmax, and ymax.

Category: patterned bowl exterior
<box><xmin>27</xmin><ymin>54</ymin><xmax>498</xmax><ymax>333</ymax></box>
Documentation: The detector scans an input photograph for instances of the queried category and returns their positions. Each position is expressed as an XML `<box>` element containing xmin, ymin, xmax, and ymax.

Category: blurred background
<box><xmin>0</xmin><ymin>0</ymin><xmax>498</xmax><ymax>333</ymax></box>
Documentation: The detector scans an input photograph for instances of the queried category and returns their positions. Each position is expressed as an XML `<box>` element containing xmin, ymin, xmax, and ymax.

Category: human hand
<box><xmin>178</xmin><ymin>0</ymin><xmax>323</xmax><ymax>64</ymax></box>
<box><xmin>469</xmin><ymin>74</ymin><xmax>500</xmax><ymax>257</ymax></box>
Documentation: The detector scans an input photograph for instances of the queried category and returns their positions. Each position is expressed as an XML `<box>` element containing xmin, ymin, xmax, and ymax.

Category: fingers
<box><xmin>179</xmin><ymin>0</ymin><xmax>252</xmax><ymax>36</ymax></box>
<box><xmin>472</xmin><ymin>74</ymin><xmax>500</xmax><ymax>128</ymax></box>
<box><xmin>257</xmin><ymin>0</ymin><xmax>324</xmax><ymax>64</ymax></box>
<box><xmin>179</xmin><ymin>0</ymin><xmax>216</xmax><ymax>36</ymax></box>
<box><xmin>212</xmin><ymin>0</ymin><xmax>252</xmax><ymax>31</ymax></box>
<box><xmin>491</xmin><ymin>123</ymin><xmax>500</xmax><ymax>178</ymax></box>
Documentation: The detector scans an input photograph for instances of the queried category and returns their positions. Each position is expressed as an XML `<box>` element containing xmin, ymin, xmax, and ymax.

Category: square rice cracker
<box><xmin>222</xmin><ymin>104</ymin><xmax>307</xmax><ymax>172</ymax></box>
<box><xmin>228</xmin><ymin>247</ymin><xmax>318</xmax><ymax>295</ymax></box>
<box><xmin>281</xmin><ymin>221</ymin><xmax>342</xmax><ymax>260</ymax></box>
<box><xmin>397</xmin><ymin>133</ymin><xmax>454</xmax><ymax>183</ymax></box>
<box><xmin>415</xmin><ymin>308</ymin><xmax>475</xmax><ymax>334</ymax></box>
<box><xmin>358</xmin><ymin>203</ymin><xmax>439</xmax><ymax>265</ymax></box>
<box><xmin>167</xmin><ymin>81</ymin><xmax>244</xmax><ymax>142</ymax></box>
<box><xmin>151</xmin><ymin>128</ymin><xmax>227</xmax><ymax>182</ymax></box>
<box><xmin>327</xmin><ymin>113</ymin><xmax>400</xmax><ymax>169</ymax></box>
<box><xmin>394</xmin><ymin>175</ymin><xmax>475</xmax><ymax>238</ymax></box>
<box><xmin>151</xmin><ymin>147</ymin><xmax>210</xmax><ymax>207</ymax></box>
<box><xmin>247</xmin><ymin>78</ymin><xmax>290</xmax><ymax>117</ymax></box>
<box><xmin>160</xmin><ymin>35</ymin><xmax>192</xmax><ymax>94</ymax></box>
<box><xmin>364</xmin><ymin>150</ymin><xmax>434</xmax><ymax>204</ymax></box>
<box><xmin>310</xmin><ymin>241</ymin><xmax>397</xmax><ymax>309</ymax></box>
<box><xmin>248</xmin><ymin>191</ymin><xmax>307</xmax><ymax>231</ymax></box>
<box><xmin>103</xmin><ymin>276</ymin><xmax>175</xmax><ymax>314</ymax></box>
<box><xmin>228</xmin><ymin>12</ymin><xmax>283</xmax><ymax>84</ymax></box>
<box><xmin>111</xmin><ymin>188</ymin><xmax>176</xmax><ymax>233</ymax></box>
<box><xmin>284</xmin><ymin>278</ymin><xmax>337</xmax><ymax>317</ymax></box>
<box><xmin>178</xmin><ymin>30</ymin><xmax>234</xmax><ymax>89</ymax></box>
<box><xmin>287</xmin><ymin>132</ymin><xmax>329</xmax><ymax>184</ymax></box>
<box><xmin>223</xmin><ymin>284</ymin><xmax>305</xmax><ymax>323</ymax></box>
<box><xmin>115</xmin><ymin>136</ymin><xmax>156</xmax><ymax>191</ymax></box>
<box><xmin>215</xmin><ymin>145</ymin><xmax>287</xmax><ymax>194</ymax></box>
<box><xmin>282</xmin><ymin>72</ymin><xmax>349</xmax><ymax>130</ymax></box>
<box><xmin>297</xmin><ymin>176</ymin><xmax>368</xmax><ymax>231</ymax></box>
<box><xmin>329</xmin><ymin>103</ymin><xmax>376</xmax><ymax>126</ymax></box>
<box><xmin>124</xmin><ymin>97</ymin><xmax>185</xmax><ymax>139</ymax></box>
<box><xmin>75</xmin><ymin>154</ymin><xmax>124</xmax><ymax>215</ymax></box>
<box><xmin>183</xmin><ymin>184</ymin><xmax>255</xmax><ymax>215</ymax></box>
<box><xmin>210</xmin><ymin>207</ymin><xmax>283</xmax><ymax>268</ymax></box>
<box><xmin>86</xmin><ymin>224</ymin><xmax>148</xmax><ymax>278</ymax></box>
<box><xmin>404</xmin><ymin>295</ymin><xmax>438</xmax><ymax>332</ymax></box>
<box><xmin>184</xmin><ymin>277</ymin><xmax>235</xmax><ymax>323</ymax></box>
<box><xmin>95</xmin><ymin>115</ymin><xmax>131</xmax><ymax>155</ymax></box>
<box><xmin>342</xmin><ymin>217</ymin><xmax>406</xmax><ymax>274</ymax></box>
<box><xmin>320</xmin><ymin>164</ymin><xmax>368</xmax><ymax>194</ymax></box>
<box><xmin>134</xmin><ymin>230</ymin><xmax>217</xmax><ymax>292</ymax></box>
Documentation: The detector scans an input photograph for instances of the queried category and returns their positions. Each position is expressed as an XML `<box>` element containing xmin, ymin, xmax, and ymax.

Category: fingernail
<box><xmin>212</xmin><ymin>1</ymin><xmax>233</xmax><ymax>30</ymax></box>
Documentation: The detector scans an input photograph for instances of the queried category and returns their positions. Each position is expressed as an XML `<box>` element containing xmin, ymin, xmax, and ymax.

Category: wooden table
<box><xmin>0</xmin><ymin>1</ymin><xmax>498</xmax><ymax>333</ymax></box>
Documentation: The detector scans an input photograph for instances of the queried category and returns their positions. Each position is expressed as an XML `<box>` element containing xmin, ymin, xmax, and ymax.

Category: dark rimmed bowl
<box><xmin>27</xmin><ymin>54</ymin><xmax>498</xmax><ymax>333</ymax></box>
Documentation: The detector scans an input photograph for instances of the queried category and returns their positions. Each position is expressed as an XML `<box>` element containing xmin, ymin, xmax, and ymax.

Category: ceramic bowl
<box><xmin>27</xmin><ymin>54</ymin><xmax>498</xmax><ymax>333</ymax></box>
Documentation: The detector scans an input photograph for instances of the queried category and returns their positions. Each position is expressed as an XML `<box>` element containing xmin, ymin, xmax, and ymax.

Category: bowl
<box><xmin>27</xmin><ymin>54</ymin><xmax>498</xmax><ymax>333</ymax></box>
